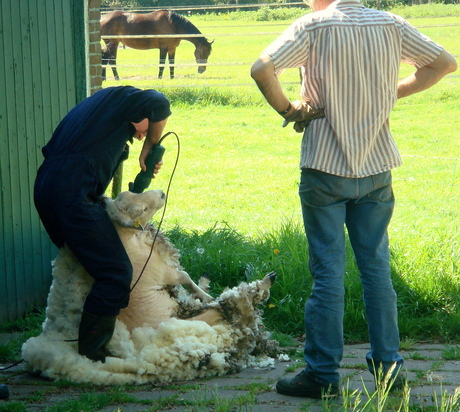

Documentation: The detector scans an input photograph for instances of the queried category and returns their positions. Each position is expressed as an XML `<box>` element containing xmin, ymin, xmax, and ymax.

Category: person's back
<box><xmin>263</xmin><ymin>0</ymin><xmax>443</xmax><ymax>176</ymax></box>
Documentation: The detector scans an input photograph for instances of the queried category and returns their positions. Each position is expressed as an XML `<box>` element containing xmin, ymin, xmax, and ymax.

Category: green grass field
<box><xmin>1</xmin><ymin>7</ymin><xmax>459</xmax><ymax>412</ymax></box>
<box><xmin>99</xmin><ymin>6</ymin><xmax>460</xmax><ymax>341</ymax></box>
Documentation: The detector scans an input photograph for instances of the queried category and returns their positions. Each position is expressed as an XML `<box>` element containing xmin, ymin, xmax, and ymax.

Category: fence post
<box><xmin>111</xmin><ymin>164</ymin><xmax>123</xmax><ymax>198</ymax></box>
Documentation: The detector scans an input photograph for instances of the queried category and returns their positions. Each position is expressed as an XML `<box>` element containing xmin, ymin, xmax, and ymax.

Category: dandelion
<box><xmin>273</xmin><ymin>249</ymin><xmax>280</xmax><ymax>255</ymax></box>
<box><xmin>268</xmin><ymin>303</ymin><xmax>276</xmax><ymax>308</ymax></box>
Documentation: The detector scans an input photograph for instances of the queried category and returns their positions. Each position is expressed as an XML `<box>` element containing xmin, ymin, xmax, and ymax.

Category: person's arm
<box><xmin>398</xmin><ymin>49</ymin><xmax>457</xmax><ymax>99</ymax></box>
<box><xmin>139</xmin><ymin>118</ymin><xmax>168</xmax><ymax>172</ymax></box>
<box><xmin>251</xmin><ymin>55</ymin><xmax>294</xmax><ymax>116</ymax></box>
<box><xmin>251</xmin><ymin>54</ymin><xmax>325</xmax><ymax>131</ymax></box>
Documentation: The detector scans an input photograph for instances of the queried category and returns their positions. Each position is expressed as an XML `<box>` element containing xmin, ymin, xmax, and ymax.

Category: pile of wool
<box><xmin>22</xmin><ymin>246</ymin><xmax>278</xmax><ymax>385</ymax></box>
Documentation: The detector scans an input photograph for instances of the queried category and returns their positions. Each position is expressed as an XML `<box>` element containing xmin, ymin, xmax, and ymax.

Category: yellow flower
<box><xmin>268</xmin><ymin>304</ymin><xmax>276</xmax><ymax>308</ymax></box>
<box><xmin>273</xmin><ymin>249</ymin><xmax>280</xmax><ymax>255</ymax></box>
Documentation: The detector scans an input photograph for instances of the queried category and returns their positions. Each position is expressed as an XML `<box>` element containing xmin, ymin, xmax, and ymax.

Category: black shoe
<box><xmin>276</xmin><ymin>370</ymin><xmax>339</xmax><ymax>399</ymax></box>
<box><xmin>0</xmin><ymin>384</ymin><xmax>9</xmax><ymax>400</ymax></box>
<box><xmin>78</xmin><ymin>311</ymin><xmax>116</xmax><ymax>363</ymax></box>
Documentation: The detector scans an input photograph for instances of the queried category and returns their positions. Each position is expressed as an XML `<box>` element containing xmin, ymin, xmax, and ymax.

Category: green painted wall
<box><xmin>0</xmin><ymin>0</ymin><xmax>87</xmax><ymax>321</ymax></box>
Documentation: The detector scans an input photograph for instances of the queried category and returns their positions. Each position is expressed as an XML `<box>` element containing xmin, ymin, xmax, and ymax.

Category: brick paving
<box><xmin>1</xmin><ymin>339</ymin><xmax>460</xmax><ymax>411</ymax></box>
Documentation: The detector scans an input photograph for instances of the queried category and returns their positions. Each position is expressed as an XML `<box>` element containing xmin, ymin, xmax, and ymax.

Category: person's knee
<box><xmin>117</xmin><ymin>261</ymin><xmax>133</xmax><ymax>294</ymax></box>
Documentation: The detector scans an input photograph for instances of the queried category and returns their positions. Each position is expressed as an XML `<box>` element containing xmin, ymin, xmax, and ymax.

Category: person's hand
<box><xmin>152</xmin><ymin>161</ymin><xmax>163</xmax><ymax>178</ymax></box>
<box><xmin>139</xmin><ymin>148</ymin><xmax>163</xmax><ymax>177</ymax></box>
<box><xmin>283</xmin><ymin>100</ymin><xmax>325</xmax><ymax>133</ymax></box>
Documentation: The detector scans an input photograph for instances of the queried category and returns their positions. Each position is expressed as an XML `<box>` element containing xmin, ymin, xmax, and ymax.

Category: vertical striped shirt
<box><xmin>263</xmin><ymin>0</ymin><xmax>443</xmax><ymax>177</ymax></box>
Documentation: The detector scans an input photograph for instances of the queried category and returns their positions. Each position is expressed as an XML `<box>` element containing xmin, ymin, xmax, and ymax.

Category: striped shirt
<box><xmin>263</xmin><ymin>0</ymin><xmax>443</xmax><ymax>177</ymax></box>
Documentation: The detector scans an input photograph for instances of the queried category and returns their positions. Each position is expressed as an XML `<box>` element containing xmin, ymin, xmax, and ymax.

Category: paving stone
<box><xmin>99</xmin><ymin>404</ymin><xmax>151</xmax><ymax>412</ymax></box>
<box><xmin>127</xmin><ymin>389</ymin><xmax>179</xmax><ymax>401</ymax></box>
<box><xmin>2</xmin><ymin>343</ymin><xmax>460</xmax><ymax>411</ymax></box>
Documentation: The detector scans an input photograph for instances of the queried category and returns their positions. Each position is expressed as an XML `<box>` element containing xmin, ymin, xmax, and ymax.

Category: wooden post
<box><xmin>111</xmin><ymin>164</ymin><xmax>123</xmax><ymax>198</ymax></box>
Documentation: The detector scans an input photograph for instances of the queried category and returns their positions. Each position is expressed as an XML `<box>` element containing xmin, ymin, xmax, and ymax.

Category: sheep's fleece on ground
<box><xmin>23</xmin><ymin>190</ymin><xmax>278</xmax><ymax>385</ymax></box>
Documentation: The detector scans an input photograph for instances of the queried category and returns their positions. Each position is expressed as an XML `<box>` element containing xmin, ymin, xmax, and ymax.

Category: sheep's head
<box><xmin>105</xmin><ymin>190</ymin><xmax>166</xmax><ymax>229</ymax></box>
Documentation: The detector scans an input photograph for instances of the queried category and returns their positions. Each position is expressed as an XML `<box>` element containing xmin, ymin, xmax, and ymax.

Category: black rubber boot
<box><xmin>78</xmin><ymin>311</ymin><xmax>116</xmax><ymax>363</ymax></box>
<box><xmin>0</xmin><ymin>384</ymin><xmax>9</xmax><ymax>399</ymax></box>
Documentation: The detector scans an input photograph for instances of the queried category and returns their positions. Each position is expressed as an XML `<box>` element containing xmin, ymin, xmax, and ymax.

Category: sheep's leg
<box><xmin>191</xmin><ymin>272</ymin><xmax>277</xmax><ymax>327</ymax></box>
<box><xmin>246</xmin><ymin>271</ymin><xmax>277</xmax><ymax>304</ymax></box>
<box><xmin>188</xmin><ymin>308</ymin><xmax>222</xmax><ymax>326</ymax></box>
<box><xmin>176</xmin><ymin>270</ymin><xmax>213</xmax><ymax>302</ymax></box>
<box><xmin>260</xmin><ymin>271</ymin><xmax>277</xmax><ymax>290</ymax></box>
<box><xmin>198</xmin><ymin>273</ymin><xmax>210</xmax><ymax>294</ymax></box>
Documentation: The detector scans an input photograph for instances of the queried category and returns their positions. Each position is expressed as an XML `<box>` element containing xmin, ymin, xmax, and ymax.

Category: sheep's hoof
<box><xmin>265</xmin><ymin>271</ymin><xmax>277</xmax><ymax>285</ymax></box>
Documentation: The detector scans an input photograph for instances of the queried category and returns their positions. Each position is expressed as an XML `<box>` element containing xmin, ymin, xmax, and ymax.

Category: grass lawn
<box><xmin>99</xmin><ymin>8</ymin><xmax>460</xmax><ymax>340</ymax></box>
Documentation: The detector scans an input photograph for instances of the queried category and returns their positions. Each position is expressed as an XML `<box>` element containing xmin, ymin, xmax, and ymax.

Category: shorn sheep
<box><xmin>22</xmin><ymin>190</ymin><xmax>278</xmax><ymax>385</ymax></box>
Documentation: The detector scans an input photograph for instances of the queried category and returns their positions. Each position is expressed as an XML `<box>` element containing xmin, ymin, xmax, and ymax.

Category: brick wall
<box><xmin>88</xmin><ymin>0</ymin><xmax>102</xmax><ymax>94</ymax></box>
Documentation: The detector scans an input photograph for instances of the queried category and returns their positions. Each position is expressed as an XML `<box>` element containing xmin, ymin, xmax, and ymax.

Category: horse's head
<box><xmin>195</xmin><ymin>39</ymin><xmax>213</xmax><ymax>74</ymax></box>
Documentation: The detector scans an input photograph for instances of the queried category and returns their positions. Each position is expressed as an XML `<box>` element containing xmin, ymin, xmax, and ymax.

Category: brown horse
<box><xmin>100</xmin><ymin>10</ymin><xmax>213</xmax><ymax>80</ymax></box>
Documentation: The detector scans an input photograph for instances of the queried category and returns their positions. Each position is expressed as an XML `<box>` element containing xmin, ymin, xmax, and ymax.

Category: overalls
<box><xmin>34</xmin><ymin>86</ymin><xmax>171</xmax><ymax>316</ymax></box>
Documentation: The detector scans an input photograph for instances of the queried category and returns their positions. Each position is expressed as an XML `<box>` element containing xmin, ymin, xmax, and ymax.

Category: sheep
<box><xmin>22</xmin><ymin>190</ymin><xmax>278</xmax><ymax>385</ymax></box>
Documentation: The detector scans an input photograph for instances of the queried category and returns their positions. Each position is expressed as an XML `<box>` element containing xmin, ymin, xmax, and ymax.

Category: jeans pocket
<box><xmin>367</xmin><ymin>172</ymin><xmax>394</xmax><ymax>203</ymax></box>
<box><xmin>299</xmin><ymin>169</ymin><xmax>343</xmax><ymax>207</ymax></box>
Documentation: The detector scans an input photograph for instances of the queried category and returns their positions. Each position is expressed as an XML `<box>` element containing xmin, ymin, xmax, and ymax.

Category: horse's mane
<box><xmin>168</xmin><ymin>11</ymin><xmax>209</xmax><ymax>45</ymax></box>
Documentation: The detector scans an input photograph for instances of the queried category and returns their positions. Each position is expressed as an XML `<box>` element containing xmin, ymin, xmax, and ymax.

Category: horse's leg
<box><xmin>111</xmin><ymin>44</ymin><xmax>120</xmax><ymax>81</ymax></box>
<box><xmin>112</xmin><ymin>58</ymin><xmax>120</xmax><ymax>81</ymax></box>
<box><xmin>168</xmin><ymin>49</ymin><xmax>176</xmax><ymax>80</ymax></box>
<box><xmin>102</xmin><ymin>41</ymin><xmax>120</xmax><ymax>80</ymax></box>
<box><xmin>101</xmin><ymin>43</ymin><xmax>110</xmax><ymax>81</ymax></box>
<box><xmin>158</xmin><ymin>48</ymin><xmax>168</xmax><ymax>79</ymax></box>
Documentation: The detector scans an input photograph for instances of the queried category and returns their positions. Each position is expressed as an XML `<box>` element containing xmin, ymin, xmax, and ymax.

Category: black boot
<box><xmin>0</xmin><ymin>384</ymin><xmax>9</xmax><ymax>399</ymax></box>
<box><xmin>78</xmin><ymin>311</ymin><xmax>116</xmax><ymax>363</ymax></box>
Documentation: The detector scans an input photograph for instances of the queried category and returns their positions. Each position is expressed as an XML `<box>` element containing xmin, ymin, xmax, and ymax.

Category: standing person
<box><xmin>251</xmin><ymin>0</ymin><xmax>457</xmax><ymax>399</ymax></box>
<box><xmin>34</xmin><ymin>86</ymin><xmax>171</xmax><ymax>363</ymax></box>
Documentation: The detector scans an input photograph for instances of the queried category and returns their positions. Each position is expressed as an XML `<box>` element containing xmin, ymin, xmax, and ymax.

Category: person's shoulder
<box><xmin>289</xmin><ymin>10</ymin><xmax>324</xmax><ymax>31</ymax></box>
<box><xmin>364</xmin><ymin>7</ymin><xmax>407</xmax><ymax>24</ymax></box>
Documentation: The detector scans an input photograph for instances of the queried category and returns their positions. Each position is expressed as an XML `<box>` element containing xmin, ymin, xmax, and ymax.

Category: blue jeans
<box><xmin>299</xmin><ymin>169</ymin><xmax>403</xmax><ymax>385</ymax></box>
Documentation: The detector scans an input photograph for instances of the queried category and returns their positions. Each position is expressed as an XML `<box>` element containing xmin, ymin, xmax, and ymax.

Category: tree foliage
<box><xmin>101</xmin><ymin>0</ymin><xmax>296</xmax><ymax>8</ymax></box>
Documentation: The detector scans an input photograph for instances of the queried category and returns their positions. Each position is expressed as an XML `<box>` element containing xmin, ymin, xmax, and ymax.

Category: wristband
<box><xmin>277</xmin><ymin>102</ymin><xmax>292</xmax><ymax>116</ymax></box>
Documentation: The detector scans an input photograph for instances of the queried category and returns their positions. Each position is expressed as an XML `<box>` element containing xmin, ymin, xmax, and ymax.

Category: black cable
<box><xmin>63</xmin><ymin>131</ymin><xmax>180</xmax><ymax>344</ymax></box>
<box><xmin>0</xmin><ymin>359</ymin><xmax>24</xmax><ymax>370</ymax></box>
<box><xmin>129</xmin><ymin>131</ymin><xmax>180</xmax><ymax>293</ymax></box>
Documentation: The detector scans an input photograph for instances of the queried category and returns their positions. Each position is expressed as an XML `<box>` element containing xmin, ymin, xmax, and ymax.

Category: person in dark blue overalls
<box><xmin>34</xmin><ymin>86</ymin><xmax>171</xmax><ymax>362</ymax></box>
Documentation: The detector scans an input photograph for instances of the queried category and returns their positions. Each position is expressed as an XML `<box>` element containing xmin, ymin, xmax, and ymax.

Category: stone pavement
<box><xmin>1</xmin><ymin>341</ymin><xmax>460</xmax><ymax>411</ymax></box>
